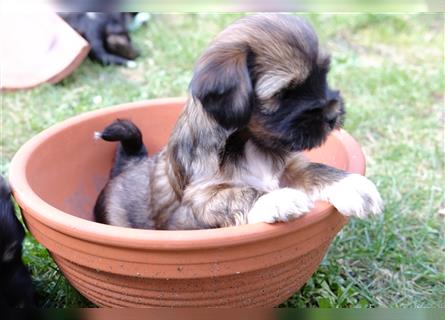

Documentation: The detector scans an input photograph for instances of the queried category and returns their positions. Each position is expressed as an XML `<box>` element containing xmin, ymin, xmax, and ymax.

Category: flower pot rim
<box><xmin>9</xmin><ymin>97</ymin><xmax>364</xmax><ymax>250</ymax></box>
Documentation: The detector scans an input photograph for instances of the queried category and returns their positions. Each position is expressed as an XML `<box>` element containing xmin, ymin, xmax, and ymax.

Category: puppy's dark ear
<box><xmin>190</xmin><ymin>44</ymin><xmax>253</xmax><ymax>130</ymax></box>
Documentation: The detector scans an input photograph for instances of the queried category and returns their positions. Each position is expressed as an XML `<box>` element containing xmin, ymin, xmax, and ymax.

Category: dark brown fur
<box><xmin>281</xmin><ymin>160</ymin><xmax>347</xmax><ymax>192</ymax></box>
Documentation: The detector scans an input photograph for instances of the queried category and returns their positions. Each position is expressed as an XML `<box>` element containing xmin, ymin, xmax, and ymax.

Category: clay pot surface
<box><xmin>9</xmin><ymin>98</ymin><xmax>364</xmax><ymax>307</ymax></box>
<box><xmin>0</xmin><ymin>12</ymin><xmax>89</xmax><ymax>91</ymax></box>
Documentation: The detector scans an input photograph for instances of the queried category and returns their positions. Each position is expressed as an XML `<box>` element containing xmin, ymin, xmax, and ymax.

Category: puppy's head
<box><xmin>191</xmin><ymin>14</ymin><xmax>345</xmax><ymax>152</ymax></box>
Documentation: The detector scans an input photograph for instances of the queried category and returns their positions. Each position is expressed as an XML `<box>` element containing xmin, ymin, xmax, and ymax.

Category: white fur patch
<box><xmin>236</xmin><ymin>141</ymin><xmax>282</xmax><ymax>192</ymax></box>
<box><xmin>248</xmin><ymin>188</ymin><xmax>314</xmax><ymax>224</ymax></box>
<box><xmin>134</xmin><ymin>12</ymin><xmax>150</xmax><ymax>24</ymax></box>
<box><xmin>126</xmin><ymin>60</ymin><xmax>137</xmax><ymax>69</ymax></box>
<box><xmin>93</xmin><ymin>131</ymin><xmax>102</xmax><ymax>140</ymax></box>
<box><xmin>86</xmin><ymin>12</ymin><xmax>98</xmax><ymax>19</ymax></box>
<box><xmin>315</xmin><ymin>174</ymin><xmax>383</xmax><ymax>218</ymax></box>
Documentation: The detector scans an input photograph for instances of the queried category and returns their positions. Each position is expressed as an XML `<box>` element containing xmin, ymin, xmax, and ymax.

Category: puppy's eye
<box><xmin>288</xmin><ymin>79</ymin><xmax>299</xmax><ymax>88</ymax></box>
<box><xmin>274</xmin><ymin>91</ymin><xmax>284</xmax><ymax>100</ymax></box>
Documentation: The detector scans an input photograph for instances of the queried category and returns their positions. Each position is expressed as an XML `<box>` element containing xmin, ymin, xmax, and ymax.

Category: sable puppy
<box><xmin>94</xmin><ymin>14</ymin><xmax>383</xmax><ymax>230</ymax></box>
<box><xmin>0</xmin><ymin>176</ymin><xmax>35</xmax><ymax>307</ymax></box>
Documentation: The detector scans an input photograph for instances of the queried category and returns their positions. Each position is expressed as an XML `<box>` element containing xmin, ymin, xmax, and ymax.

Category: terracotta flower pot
<box><xmin>9</xmin><ymin>98</ymin><xmax>364</xmax><ymax>307</ymax></box>
<box><xmin>0</xmin><ymin>12</ymin><xmax>89</xmax><ymax>91</ymax></box>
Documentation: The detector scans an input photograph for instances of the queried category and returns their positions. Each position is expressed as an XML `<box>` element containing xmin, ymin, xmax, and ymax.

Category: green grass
<box><xmin>1</xmin><ymin>13</ymin><xmax>444</xmax><ymax>308</ymax></box>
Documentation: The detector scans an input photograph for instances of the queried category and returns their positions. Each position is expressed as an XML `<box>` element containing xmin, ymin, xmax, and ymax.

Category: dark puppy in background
<box><xmin>0</xmin><ymin>176</ymin><xmax>35</xmax><ymax>307</ymax></box>
<box><xmin>94</xmin><ymin>14</ymin><xmax>383</xmax><ymax>230</ymax></box>
<box><xmin>59</xmin><ymin>13</ymin><xmax>144</xmax><ymax>67</ymax></box>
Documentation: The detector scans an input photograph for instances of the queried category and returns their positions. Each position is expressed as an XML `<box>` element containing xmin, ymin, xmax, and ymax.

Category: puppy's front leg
<box><xmin>247</xmin><ymin>188</ymin><xmax>314</xmax><ymax>224</ymax></box>
<box><xmin>181</xmin><ymin>184</ymin><xmax>264</xmax><ymax>228</ymax></box>
<box><xmin>281</xmin><ymin>155</ymin><xmax>383</xmax><ymax>218</ymax></box>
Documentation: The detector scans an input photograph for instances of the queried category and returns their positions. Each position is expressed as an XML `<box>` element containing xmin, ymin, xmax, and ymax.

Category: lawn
<box><xmin>1</xmin><ymin>13</ymin><xmax>444</xmax><ymax>308</ymax></box>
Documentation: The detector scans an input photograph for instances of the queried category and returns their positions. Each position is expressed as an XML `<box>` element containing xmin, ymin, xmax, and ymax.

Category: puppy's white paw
<box><xmin>324</xmin><ymin>174</ymin><xmax>383</xmax><ymax>218</ymax></box>
<box><xmin>126</xmin><ymin>60</ymin><xmax>137</xmax><ymax>69</ymax></box>
<box><xmin>248</xmin><ymin>188</ymin><xmax>314</xmax><ymax>224</ymax></box>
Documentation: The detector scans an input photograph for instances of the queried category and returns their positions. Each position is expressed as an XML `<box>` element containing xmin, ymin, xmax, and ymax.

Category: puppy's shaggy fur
<box><xmin>60</xmin><ymin>13</ymin><xmax>140</xmax><ymax>66</ymax></box>
<box><xmin>0</xmin><ymin>176</ymin><xmax>35</xmax><ymax>307</ymax></box>
<box><xmin>94</xmin><ymin>14</ymin><xmax>383</xmax><ymax>230</ymax></box>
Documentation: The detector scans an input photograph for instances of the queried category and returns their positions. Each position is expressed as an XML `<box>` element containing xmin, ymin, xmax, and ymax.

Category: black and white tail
<box><xmin>95</xmin><ymin>119</ymin><xmax>148</xmax><ymax>178</ymax></box>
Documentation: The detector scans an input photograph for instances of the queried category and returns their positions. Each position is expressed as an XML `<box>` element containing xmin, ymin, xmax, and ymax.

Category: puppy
<box><xmin>94</xmin><ymin>14</ymin><xmax>383</xmax><ymax>230</ymax></box>
<box><xmin>0</xmin><ymin>176</ymin><xmax>35</xmax><ymax>307</ymax></box>
<box><xmin>59</xmin><ymin>13</ymin><xmax>141</xmax><ymax>67</ymax></box>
